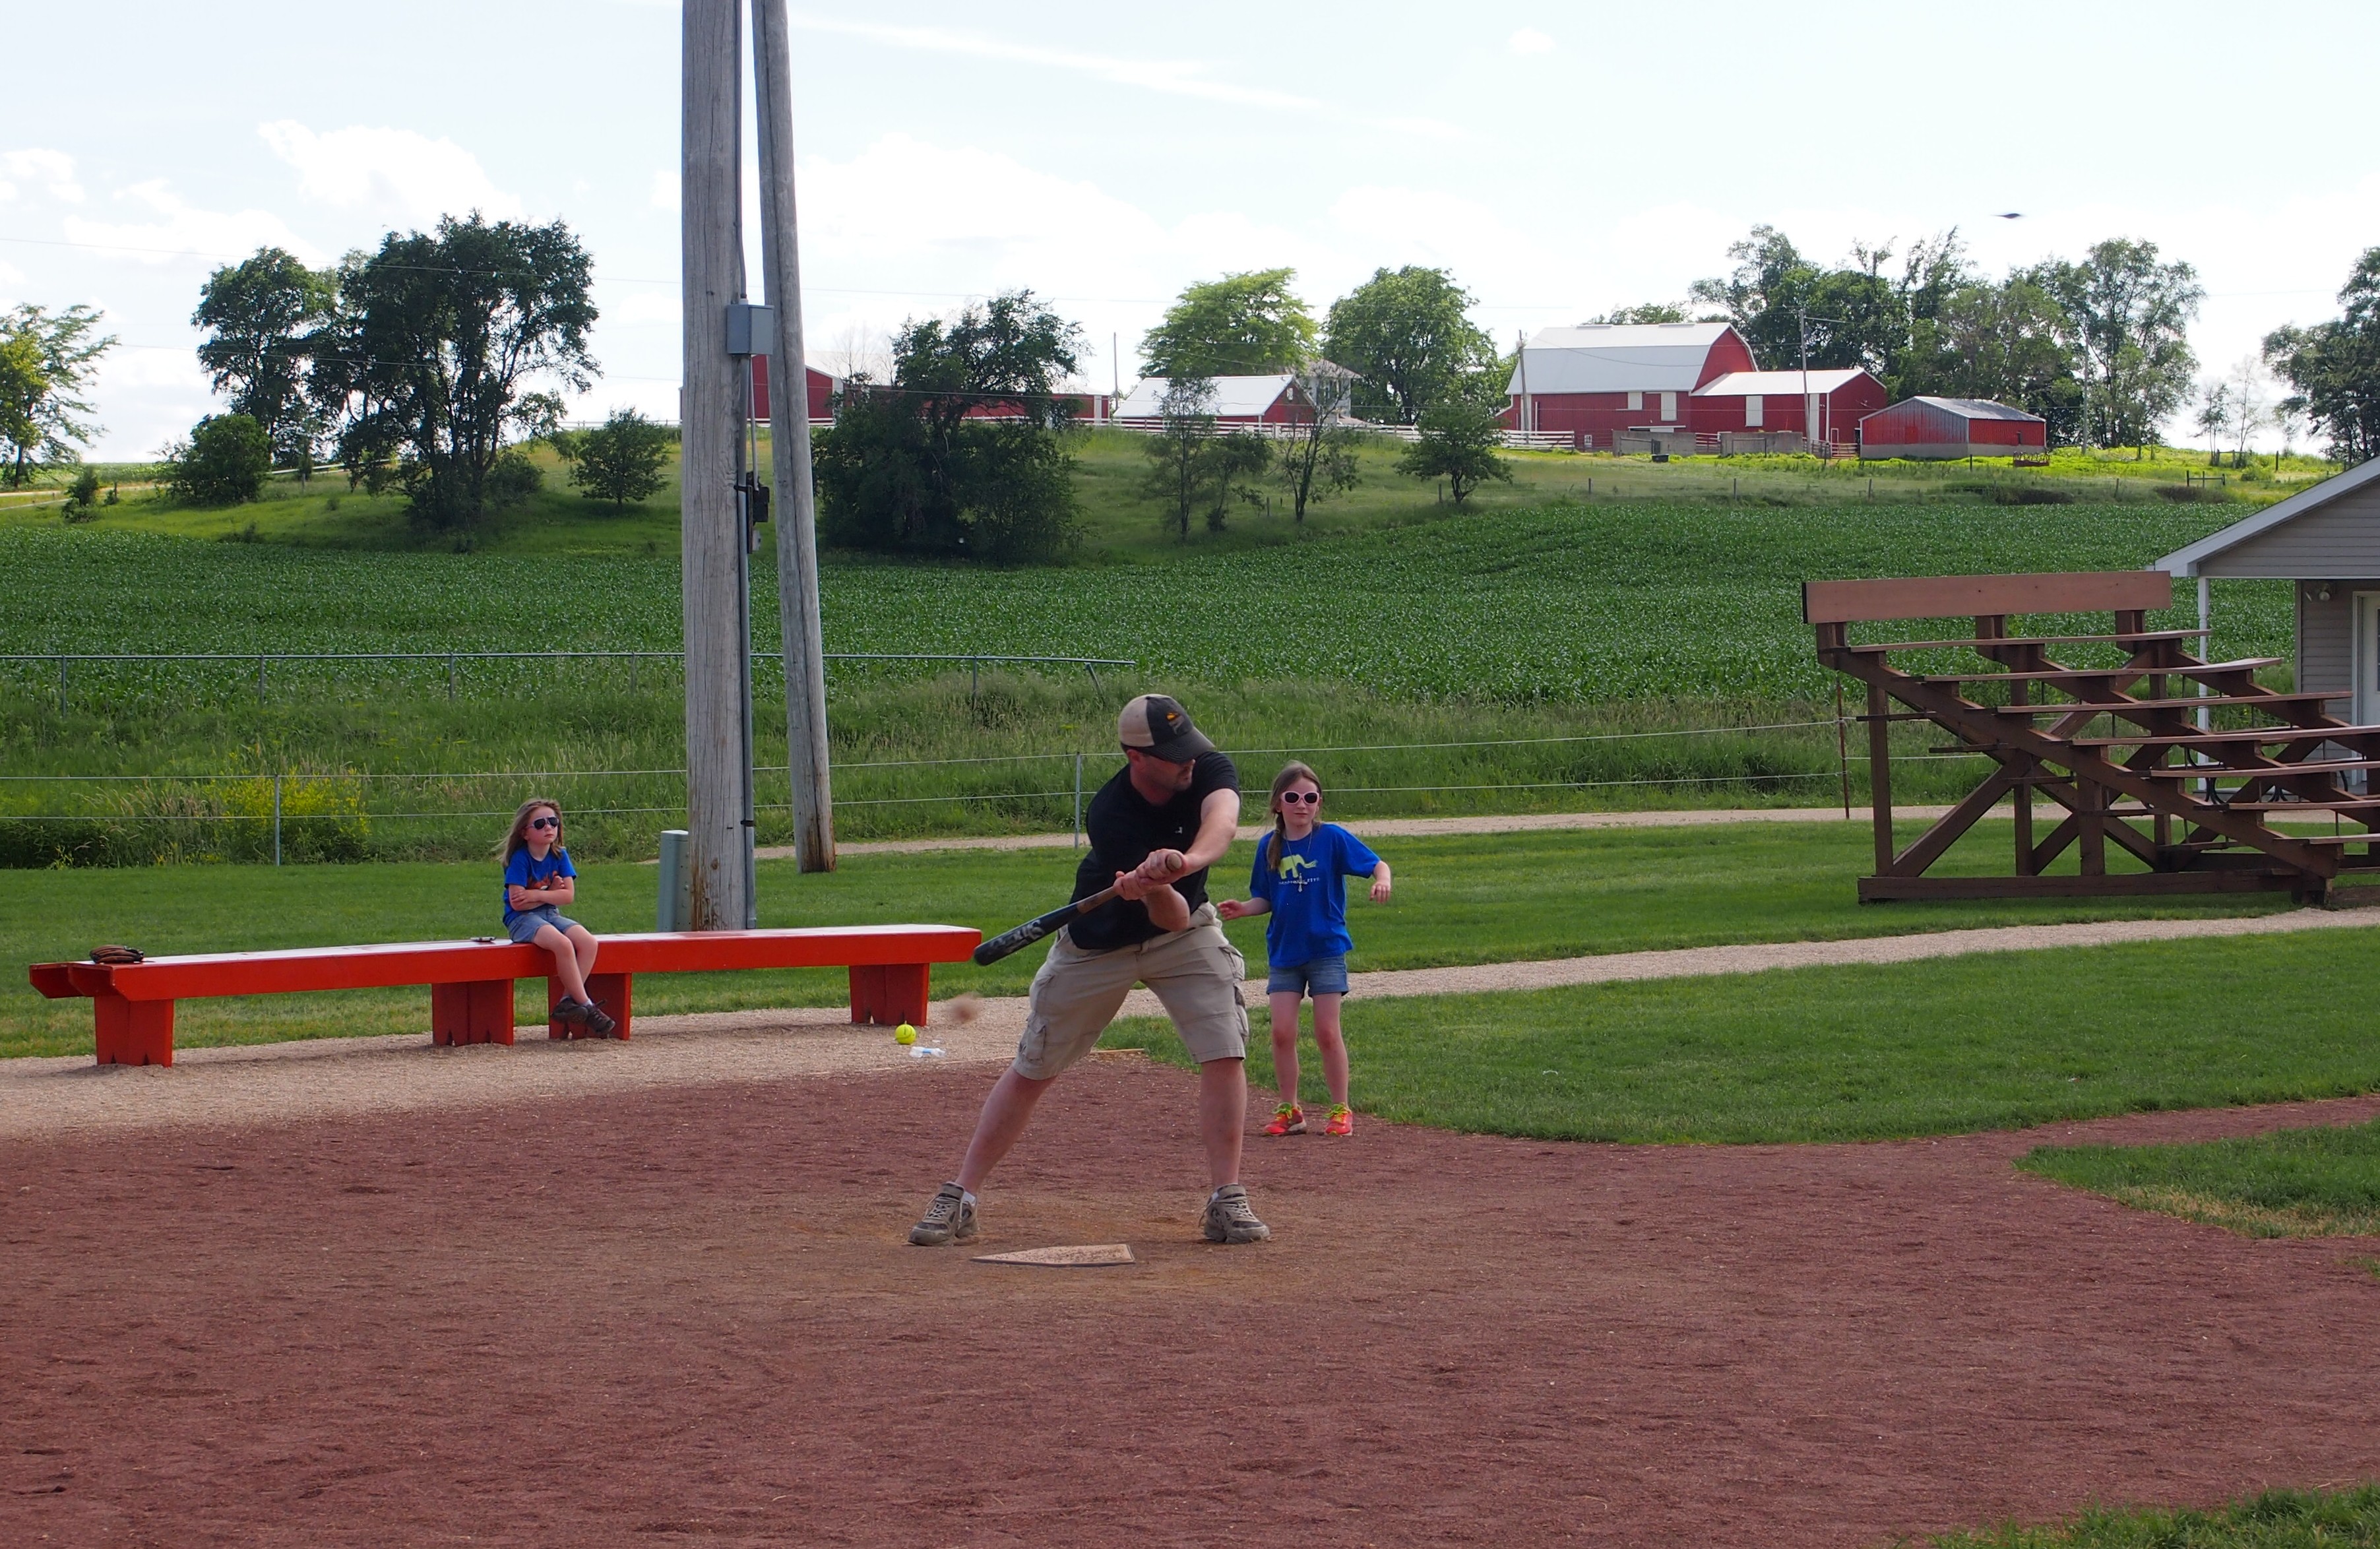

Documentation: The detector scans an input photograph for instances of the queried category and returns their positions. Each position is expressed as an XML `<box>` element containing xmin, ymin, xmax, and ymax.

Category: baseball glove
<box><xmin>88</xmin><ymin>944</ymin><xmax>146</xmax><ymax>965</ymax></box>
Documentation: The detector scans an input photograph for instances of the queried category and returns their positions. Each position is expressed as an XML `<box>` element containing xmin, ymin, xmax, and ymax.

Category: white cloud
<box><xmin>0</xmin><ymin>148</ymin><xmax>84</xmax><ymax>205</ymax></box>
<box><xmin>789</xmin><ymin>16</ymin><xmax>1321</xmax><ymax>113</ymax></box>
<box><xmin>258</xmin><ymin>119</ymin><xmax>522</xmax><ymax>229</ymax></box>
<box><xmin>1508</xmin><ymin>28</ymin><xmax>1556</xmax><ymax>55</ymax></box>
<box><xmin>650</xmin><ymin>169</ymin><xmax>678</xmax><ymax>211</ymax></box>
<box><xmin>61</xmin><ymin>180</ymin><xmax>317</xmax><ymax>266</ymax></box>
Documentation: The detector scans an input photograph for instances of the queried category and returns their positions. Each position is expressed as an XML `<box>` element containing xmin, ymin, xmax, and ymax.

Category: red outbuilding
<box><xmin>749</xmin><ymin>358</ymin><xmax>839</xmax><ymax>423</ymax></box>
<box><xmin>1505</xmin><ymin>323</ymin><xmax>1756</xmax><ymax>449</ymax></box>
<box><xmin>1688</xmin><ymin>368</ymin><xmax>1887</xmax><ymax>445</ymax></box>
<box><xmin>1858</xmin><ymin>396</ymin><xmax>2049</xmax><ymax>460</ymax></box>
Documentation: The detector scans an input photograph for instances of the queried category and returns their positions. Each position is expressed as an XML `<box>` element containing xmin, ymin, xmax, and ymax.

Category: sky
<box><xmin>7</xmin><ymin>0</ymin><xmax>2378</xmax><ymax>460</ymax></box>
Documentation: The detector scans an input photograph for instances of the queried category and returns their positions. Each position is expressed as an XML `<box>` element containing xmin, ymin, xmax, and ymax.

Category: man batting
<box><xmin>909</xmin><ymin>693</ymin><xmax>1268</xmax><ymax>1247</ymax></box>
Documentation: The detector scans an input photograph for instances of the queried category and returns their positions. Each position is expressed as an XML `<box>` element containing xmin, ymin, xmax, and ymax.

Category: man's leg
<box><xmin>956</xmin><ymin>1068</ymin><xmax>1056</xmax><ymax>1191</ymax></box>
<box><xmin>1199</xmin><ymin>1057</ymin><xmax>1247</xmax><ymax>1188</ymax></box>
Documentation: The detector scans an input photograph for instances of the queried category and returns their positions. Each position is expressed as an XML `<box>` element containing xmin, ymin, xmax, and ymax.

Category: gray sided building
<box><xmin>2158</xmin><ymin>458</ymin><xmax>2380</xmax><ymax>724</ymax></box>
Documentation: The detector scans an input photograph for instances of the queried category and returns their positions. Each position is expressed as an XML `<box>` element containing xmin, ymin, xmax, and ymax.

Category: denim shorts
<box><xmin>507</xmin><ymin>905</ymin><xmax>580</xmax><ymax>944</ymax></box>
<box><xmin>1267</xmin><ymin>953</ymin><xmax>1349</xmax><ymax>997</ymax></box>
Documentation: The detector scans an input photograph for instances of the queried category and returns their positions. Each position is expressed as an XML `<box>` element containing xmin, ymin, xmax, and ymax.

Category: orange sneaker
<box><xmin>1322</xmin><ymin>1104</ymin><xmax>1354</xmax><ymax>1137</ymax></box>
<box><xmin>1264</xmin><ymin>1103</ymin><xmax>1306</xmax><ymax>1137</ymax></box>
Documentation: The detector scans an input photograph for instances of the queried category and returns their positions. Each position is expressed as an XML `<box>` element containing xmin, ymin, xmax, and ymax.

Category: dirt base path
<box><xmin>6</xmin><ymin>1062</ymin><xmax>2377</xmax><ymax>1548</ymax></box>
<box><xmin>7</xmin><ymin>906</ymin><xmax>2371</xmax><ymax>1144</ymax></box>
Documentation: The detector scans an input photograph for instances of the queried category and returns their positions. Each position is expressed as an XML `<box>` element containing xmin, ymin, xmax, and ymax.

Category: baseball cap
<box><xmin>1117</xmin><ymin>694</ymin><xmax>1216</xmax><ymax>762</ymax></box>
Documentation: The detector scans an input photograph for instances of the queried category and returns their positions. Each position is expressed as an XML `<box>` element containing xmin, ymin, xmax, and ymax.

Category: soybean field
<box><xmin>0</xmin><ymin>501</ymin><xmax>2284</xmax><ymax>705</ymax></box>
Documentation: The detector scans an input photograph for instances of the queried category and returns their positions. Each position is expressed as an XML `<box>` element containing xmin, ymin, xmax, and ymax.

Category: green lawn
<box><xmin>1103</xmin><ymin>928</ymin><xmax>2380</xmax><ymax>1144</ymax></box>
<box><xmin>0</xmin><ymin>819</ymin><xmax>2298</xmax><ymax>1058</ymax></box>
<box><xmin>2017</xmin><ymin>1118</ymin><xmax>2380</xmax><ymax>1238</ymax></box>
<box><xmin>1925</xmin><ymin>1485</ymin><xmax>2380</xmax><ymax>1548</ymax></box>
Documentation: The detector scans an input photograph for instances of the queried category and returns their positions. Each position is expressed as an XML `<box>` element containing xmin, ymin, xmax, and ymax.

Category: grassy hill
<box><xmin>6</xmin><ymin>429</ymin><xmax>2331</xmax><ymax>561</ymax></box>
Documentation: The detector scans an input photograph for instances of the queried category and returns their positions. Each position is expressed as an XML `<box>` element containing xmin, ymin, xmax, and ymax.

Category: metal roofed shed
<box><xmin>1111</xmin><ymin>374</ymin><xmax>1312</xmax><ymax>424</ymax></box>
<box><xmin>1689</xmin><ymin>368</ymin><xmax>1887</xmax><ymax>446</ymax></box>
<box><xmin>2158</xmin><ymin>457</ymin><xmax>2380</xmax><ymax>730</ymax></box>
<box><xmin>1859</xmin><ymin>396</ymin><xmax>2048</xmax><ymax>460</ymax></box>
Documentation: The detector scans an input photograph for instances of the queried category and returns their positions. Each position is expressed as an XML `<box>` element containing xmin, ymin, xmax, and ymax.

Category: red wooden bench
<box><xmin>28</xmin><ymin>925</ymin><xmax>982</xmax><ymax>1067</ymax></box>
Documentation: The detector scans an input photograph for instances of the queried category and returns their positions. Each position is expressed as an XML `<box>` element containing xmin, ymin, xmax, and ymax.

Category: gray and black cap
<box><xmin>1117</xmin><ymin>694</ymin><xmax>1216</xmax><ymax>761</ymax></box>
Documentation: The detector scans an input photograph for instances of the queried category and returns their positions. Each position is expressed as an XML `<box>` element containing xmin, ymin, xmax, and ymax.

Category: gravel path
<box><xmin>7</xmin><ymin>905</ymin><xmax>2369</xmax><ymax>1144</ymax></box>
<box><xmin>776</xmin><ymin>803</ymin><xmax>1966</xmax><ymax>859</ymax></box>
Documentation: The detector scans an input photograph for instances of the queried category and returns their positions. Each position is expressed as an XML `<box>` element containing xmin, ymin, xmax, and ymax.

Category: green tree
<box><xmin>0</xmin><ymin>303</ymin><xmax>116</xmax><ymax>488</ymax></box>
<box><xmin>814</xmin><ymin>290</ymin><xmax>1083</xmax><ymax>561</ymax></box>
<box><xmin>311</xmin><ymin>214</ymin><xmax>596</xmax><ymax>531</ymax></box>
<box><xmin>2034</xmin><ymin>238</ymin><xmax>2203</xmax><ymax>453</ymax></box>
<box><xmin>2265</xmin><ymin>247</ymin><xmax>2380</xmax><ymax>466</ymax></box>
<box><xmin>1586</xmin><ymin>303</ymin><xmax>1693</xmax><ymax>324</ymax></box>
<box><xmin>1898</xmin><ymin>273</ymin><xmax>2082</xmax><ymax>440</ymax></box>
<box><xmin>1201</xmin><ymin>429</ymin><xmax>1268</xmax><ymax>533</ymax></box>
<box><xmin>1273</xmin><ymin>368</ymin><xmax>1362</xmax><ymax>522</ymax></box>
<box><xmin>1323</xmin><ymin>266</ymin><xmax>1497</xmax><ymax>423</ymax></box>
<box><xmin>1397</xmin><ymin>389</ymin><xmax>1513</xmax><ymax>506</ymax></box>
<box><xmin>193</xmin><ymin>247</ymin><xmax>336</xmax><ymax>464</ymax></box>
<box><xmin>1141</xmin><ymin>377</ymin><xmax>1216</xmax><ymax>542</ymax></box>
<box><xmin>165</xmin><ymin>413</ymin><xmax>274</xmax><ymax>505</ymax></box>
<box><xmin>62</xmin><ymin>465</ymin><xmax>102</xmax><ymax>522</ymax></box>
<box><xmin>1141</xmin><ymin>269</ymin><xmax>1315</xmax><ymax>378</ymax></box>
<box><xmin>1691</xmin><ymin>226</ymin><xmax>1972</xmax><ymax>385</ymax></box>
<box><xmin>558</xmin><ymin>408</ymin><xmax>673</xmax><ymax>508</ymax></box>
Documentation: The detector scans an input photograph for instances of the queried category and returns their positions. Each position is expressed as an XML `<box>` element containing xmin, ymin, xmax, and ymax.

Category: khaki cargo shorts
<box><xmin>1013</xmin><ymin>903</ymin><xmax>1249</xmax><ymax>1079</ymax></box>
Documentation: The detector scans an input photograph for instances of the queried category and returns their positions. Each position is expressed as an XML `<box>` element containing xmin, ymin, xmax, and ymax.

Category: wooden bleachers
<box><xmin>1805</xmin><ymin>569</ymin><xmax>2380</xmax><ymax>902</ymax></box>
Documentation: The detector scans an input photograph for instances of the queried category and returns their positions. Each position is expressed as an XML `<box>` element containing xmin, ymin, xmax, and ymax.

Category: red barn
<box><xmin>1505</xmin><ymin>323</ymin><xmax>1755</xmax><ymax>449</ymax></box>
<box><xmin>749</xmin><ymin>357</ymin><xmax>838</xmax><ymax>423</ymax></box>
<box><xmin>1112</xmin><ymin>374</ymin><xmax>1315</xmax><ymax>426</ymax></box>
<box><xmin>1689</xmin><ymin>368</ymin><xmax>1887</xmax><ymax>445</ymax></box>
<box><xmin>1858</xmin><ymin>396</ymin><xmax>2048</xmax><ymax>460</ymax></box>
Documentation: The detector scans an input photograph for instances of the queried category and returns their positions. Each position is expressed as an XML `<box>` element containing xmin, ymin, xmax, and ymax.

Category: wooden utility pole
<box><xmin>752</xmin><ymin>0</ymin><xmax>836</xmax><ymax>872</ymax></box>
<box><xmin>679</xmin><ymin>0</ymin><xmax>754</xmax><ymax>928</ymax></box>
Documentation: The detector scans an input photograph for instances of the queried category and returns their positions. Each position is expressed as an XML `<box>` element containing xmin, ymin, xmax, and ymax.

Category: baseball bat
<box><xmin>972</xmin><ymin>857</ymin><xmax>1182</xmax><ymax>966</ymax></box>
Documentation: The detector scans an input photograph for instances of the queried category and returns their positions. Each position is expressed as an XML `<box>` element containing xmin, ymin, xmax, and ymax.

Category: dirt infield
<box><xmin>6</xmin><ymin>1062</ymin><xmax>2379</xmax><ymax>1548</ymax></box>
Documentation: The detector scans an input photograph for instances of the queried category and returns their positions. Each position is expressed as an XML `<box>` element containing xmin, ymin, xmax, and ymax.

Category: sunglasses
<box><xmin>1281</xmin><ymin>791</ymin><xmax>1321</xmax><ymax>805</ymax></box>
<box><xmin>530</xmin><ymin>815</ymin><xmax>561</xmax><ymax>831</ymax></box>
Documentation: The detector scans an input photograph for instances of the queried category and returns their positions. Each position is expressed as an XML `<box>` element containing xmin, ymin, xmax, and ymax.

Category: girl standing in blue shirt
<box><xmin>496</xmin><ymin>798</ymin><xmax>615</xmax><ymax>1036</ymax></box>
<box><xmin>1218</xmin><ymin>762</ymin><xmax>1391</xmax><ymax>1137</ymax></box>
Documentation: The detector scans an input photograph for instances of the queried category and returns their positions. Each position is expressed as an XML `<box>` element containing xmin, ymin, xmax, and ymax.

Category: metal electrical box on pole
<box><xmin>679</xmin><ymin>0</ymin><xmax>755</xmax><ymax>931</ymax></box>
<box><xmin>752</xmin><ymin>0</ymin><xmax>837</xmax><ymax>873</ymax></box>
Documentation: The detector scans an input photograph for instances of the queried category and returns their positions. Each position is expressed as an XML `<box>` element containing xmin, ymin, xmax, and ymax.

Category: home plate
<box><xmin>972</xmin><ymin>1244</ymin><xmax>1137</xmax><ymax>1267</ymax></box>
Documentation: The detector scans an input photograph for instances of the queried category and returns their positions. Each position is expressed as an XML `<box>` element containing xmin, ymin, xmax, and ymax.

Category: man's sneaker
<box><xmin>551</xmin><ymin>996</ymin><xmax>591</xmax><ymax>1027</ymax></box>
<box><xmin>580</xmin><ymin>1001</ymin><xmax>618</xmax><ymax>1038</ymax></box>
<box><xmin>1322</xmin><ymin>1104</ymin><xmax>1354</xmax><ymax>1137</ymax></box>
<box><xmin>1263</xmin><ymin>1103</ymin><xmax>1306</xmax><ymax>1137</ymax></box>
<box><xmin>1201</xmin><ymin>1184</ymin><xmax>1270</xmax><ymax>1244</ymax></box>
<box><xmin>908</xmin><ymin>1182</ymin><xmax>978</xmax><ymax>1247</ymax></box>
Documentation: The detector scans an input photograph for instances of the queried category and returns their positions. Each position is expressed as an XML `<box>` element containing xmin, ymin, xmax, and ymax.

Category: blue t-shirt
<box><xmin>1247</xmin><ymin>823</ymin><xmax>1382</xmax><ymax>968</ymax></box>
<box><xmin>502</xmin><ymin>846</ymin><xmax>577</xmax><ymax>926</ymax></box>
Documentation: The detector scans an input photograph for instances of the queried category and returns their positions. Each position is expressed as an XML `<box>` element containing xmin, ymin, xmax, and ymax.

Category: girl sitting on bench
<box><xmin>497</xmin><ymin>798</ymin><xmax>615</xmax><ymax>1035</ymax></box>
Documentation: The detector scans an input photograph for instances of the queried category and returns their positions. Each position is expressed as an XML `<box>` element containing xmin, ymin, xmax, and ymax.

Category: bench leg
<box><xmin>550</xmin><ymin>972</ymin><xmax>632</xmax><ymax>1039</ymax></box>
<box><xmin>849</xmin><ymin>963</ymin><xmax>931</xmax><ymax>1027</ymax></box>
<box><xmin>431</xmin><ymin>980</ymin><xmax>515</xmax><ymax>1046</ymax></box>
<box><xmin>94</xmin><ymin>994</ymin><xmax>175</xmax><ymax>1067</ymax></box>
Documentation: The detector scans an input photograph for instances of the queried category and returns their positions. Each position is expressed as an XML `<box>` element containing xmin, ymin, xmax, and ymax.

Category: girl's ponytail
<box><xmin>1266</xmin><ymin>762</ymin><xmax>1321</xmax><ymax>875</ymax></box>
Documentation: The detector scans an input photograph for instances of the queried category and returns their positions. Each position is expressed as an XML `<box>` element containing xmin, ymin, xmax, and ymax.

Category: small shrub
<box><xmin>557</xmin><ymin>410</ymin><xmax>673</xmax><ymax>509</ymax></box>
<box><xmin>61</xmin><ymin>466</ymin><xmax>102</xmax><ymax>522</ymax></box>
<box><xmin>165</xmin><ymin>414</ymin><xmax>273</xmax><ymax>505</ymax></box>
<box><xmin>483</xmin><ymin>448</ymin><xmax>544</xmax><ymax>512</ymax></box>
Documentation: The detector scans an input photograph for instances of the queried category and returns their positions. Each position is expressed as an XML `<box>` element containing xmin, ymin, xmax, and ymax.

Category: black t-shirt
<box><xmin>1065</xmin><ymin>751</ymin><xmax>1239</xmax><ymax>952</ymax></box>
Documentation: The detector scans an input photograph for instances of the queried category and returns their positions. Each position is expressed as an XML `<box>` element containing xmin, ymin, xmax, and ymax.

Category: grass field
<box><xmin>0</xmin><ymin>818</ymin><xmax>2307</xmax><ymax>1058</ymax></box>
<box><xmin>0</xmin><ymin>496</ymin><xmax>2296</xmax><ymax>859</ymax></box>
<box><xmin>1925</xmin><ymin>1484</ymin><xmax>2380</xmax><ymax>1548</ymax></box>
<box><xmin>1104</xmin><ymin>926</ymin><xmax>2380</xmax><ymax>1144</ymax></box>
<box><xmin>7</xmin><ymin>433</ymin><xmax>2329</xmax><ymax>561</ymax></box>
<box><xmin>2017</xmin><ymin>1118</ymin><xmax>2380</xmax><ymax>1238</ymax></box>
